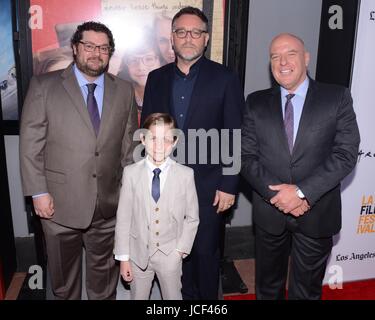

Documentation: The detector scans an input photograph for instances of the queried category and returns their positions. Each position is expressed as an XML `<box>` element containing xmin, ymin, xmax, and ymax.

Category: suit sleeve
<box><xmin>176</xmin><ymin>170</ymin><xmax>199</xmax><ymax>255</ymax></box>
<box><xmin>297</xmin><ymin>88</ymin><xmax>360</xmax><ymax>206</ymax></box>
<box><xmin>114</xmin><ymin>166</ymin><xmax>133</xmax><ymax>256</ymax></box>
<box><xmin>240</xmin><ymin>93</ymin><xmax>284</xmax><ymax>200</ymax></box>
<box><xmin>19</xmin><ymin>76</ymin><xmax>49</xmax><ymax>196</ymax></box>
<box><xmin>218</xmin><ymin>73</ymin><xmax>245</xmax><ymax>195</ymax></box>
<box><xmin>121</xmin><ymin>86</ymin><xmax>139</xmax><ymax>168</ymax></box>
<box><xmin>140</xmin><ymin>71</ymin><xmax>154</xmax><ymax>127</ymax></box>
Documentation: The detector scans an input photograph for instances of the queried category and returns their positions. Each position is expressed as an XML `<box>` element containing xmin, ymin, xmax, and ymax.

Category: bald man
<box><xmin>241</xmin><ymin>33</ymin><xmax>360</xmax><ymax>299</ymax></box>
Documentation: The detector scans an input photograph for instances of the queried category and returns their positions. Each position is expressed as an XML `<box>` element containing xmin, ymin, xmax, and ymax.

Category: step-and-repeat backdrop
<box><xmin>324</xmin><ymin>0</ymin><xmax>375</xmax><ymax>285</ymax></box>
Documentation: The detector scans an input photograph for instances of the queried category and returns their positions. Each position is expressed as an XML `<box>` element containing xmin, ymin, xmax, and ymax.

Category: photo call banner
<box><xmin>28</xmin><ymin>0</ymin><xmax>224</xmax><ymax>123</ymax></box>
<box><xmin>324</xmin><ymin>0</ymin><xmax>375</xmax><ymax>286</ymax></box>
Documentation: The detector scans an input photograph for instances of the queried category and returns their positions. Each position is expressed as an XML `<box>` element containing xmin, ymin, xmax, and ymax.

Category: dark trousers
<box><xmin>182</xmin><ymin>205</ymin><xmax>224</xmax><ymax>300</ymax></box>
<box><xmin>41</xmin><ymin>208</ymin><xmax>119</xmax><ymax>300</ymax></box>
<box><xmin>255</xmin><ymin>217</ymin><xmax>333</xmax><ymax>300</ymax></box>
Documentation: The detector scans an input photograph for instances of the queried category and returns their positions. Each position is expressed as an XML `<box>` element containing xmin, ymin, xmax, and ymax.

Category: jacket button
<box><xmin>146</xmin><ymin>245</ymin><xmax>149</xmax><ymax>249</ymax></box>
<box><xmin>156</xmin><ymin>232</ymin><xmax>159</xmax><ymax>236</ymax></box>
<box><xmin>92</xmin><ymin>174</ymin><xmax>97</xmax><ymax>178</ymax></box>
<box><xmin>155</xmin><ymin>207</ymin><xmax>159</xmax><ymax>212</ymax></box>
<box><xmin>156</xmin><ymin>243</ymin><xmax>159</xmax><ymax>247</ymax></box>
<box><xmin>155</xmin><ymin>220</ymin><xmax>159</xmax><ymax>224</ymax></box>
<box><xmin>95</xmin><ymin>152</ymin><xmax>99</xmax><ymax>156</ymax></box>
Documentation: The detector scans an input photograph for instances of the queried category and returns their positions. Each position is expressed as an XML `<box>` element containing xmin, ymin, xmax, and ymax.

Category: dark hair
<box><xmin>71</xmin><ymin>21</ymin><xmax>115</xmax><ymax>56</ymax></box>
<box><xmin>172</xmin><ymin>6</ymin><xmax>209</xmax><ymax>31</ymax></box>
<box><xmin>142</xmin><ymin>113</ymin><xmax>176</xmax><ymax>130</ymax></box>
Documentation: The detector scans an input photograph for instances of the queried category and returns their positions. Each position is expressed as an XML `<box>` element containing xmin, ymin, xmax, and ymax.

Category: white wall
<box><xmin>230</xmin><ymin>0</ymin><xmax>323</xmax><ymax>226</ymax></box>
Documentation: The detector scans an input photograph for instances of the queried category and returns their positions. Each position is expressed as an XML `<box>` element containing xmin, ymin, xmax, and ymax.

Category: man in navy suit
<box><xmin>141</xmin><ymin>6</ymin><xmax>244</xmax><ymax>299</ymax></box>
<box><xmin>241</xmin><ymin>33</ymin><xmax>360</xmax><ymax>299</ymax></box>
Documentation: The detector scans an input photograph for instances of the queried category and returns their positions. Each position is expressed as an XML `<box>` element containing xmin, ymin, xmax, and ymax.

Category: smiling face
<box><xmin>171</xmin><ymin>14</ymin><xmax>209</xmax><ymax>63</ymax></box>
<box><xmin>73</xmin><ymin>30</ymin><xmax>110</xmax><ymax>81</ymax></box>
<box><xmin>269</xmin><ymin>33</ymin><xmax>310</xmax><ymax>92</ymax></box>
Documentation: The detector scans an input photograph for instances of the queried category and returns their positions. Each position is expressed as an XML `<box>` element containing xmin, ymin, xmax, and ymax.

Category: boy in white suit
<box><xmin>114</xmin><ymin>113</ymin><xmax>199</xmax><ymax>300</ymax></box>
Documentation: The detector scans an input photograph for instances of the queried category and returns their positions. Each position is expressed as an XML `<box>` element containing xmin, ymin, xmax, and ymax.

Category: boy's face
<box><xmin>142</xmin><ymin>123</ymin><xmax>176</xmax><ymax>165</ymax></box>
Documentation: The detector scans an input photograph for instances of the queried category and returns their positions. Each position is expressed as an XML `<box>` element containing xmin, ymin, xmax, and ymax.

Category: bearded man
<box><xmin>19</xmin><ymin>21</ymin><xmax>138</xmax><ymax>300</ymax></box>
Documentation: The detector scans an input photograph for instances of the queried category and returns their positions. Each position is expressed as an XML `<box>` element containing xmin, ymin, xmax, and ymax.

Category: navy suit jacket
<box><xmin>141</xmin><ymin>57</ymin><xmax>244</xmax><ymax>206</ymax></box>
<box><xmin>241</xmin><ymin>80</ymin><xmax>360</xmax><ymax>237</ymax></box>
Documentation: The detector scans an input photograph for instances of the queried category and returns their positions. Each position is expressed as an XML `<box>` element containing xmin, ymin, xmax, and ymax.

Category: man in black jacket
<box><xmin>241</xmin><ymin>33</ymin><xmax>360</xmax><ymax>299</ymax></box>
<box><xmin>141</xmin><ymin>7</ymin><xmax>244</xmax><ymax>299</ymax></box>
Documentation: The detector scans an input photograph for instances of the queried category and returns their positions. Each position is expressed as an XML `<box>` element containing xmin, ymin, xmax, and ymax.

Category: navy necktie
<box><xmin>152</xmin><ymin>168</ymin><xmax>161</xmax><ymax>203</ymax></box>
<box><xmin>284</xmin><ymin>93</ymin><xmax>295</xmax><ymax>153</ymax></box>
<box><xmin>86</xmin><ymin>83</ymin><xmax>100</xmax><ymax>136</ymax></box>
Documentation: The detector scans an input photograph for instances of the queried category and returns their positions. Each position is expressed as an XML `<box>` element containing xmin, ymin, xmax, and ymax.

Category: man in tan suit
<box><xmin>114</xmin><ymin>113</ymin><xmax>199</xmax><ymax>300</ymax></box>
<box><xmin>19</xmin><ymin>21</ymin><xmax>138</xmax><ymax>299</ymax></box>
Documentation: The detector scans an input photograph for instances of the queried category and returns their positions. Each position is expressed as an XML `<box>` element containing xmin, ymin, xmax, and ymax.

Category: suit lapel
<box><xmin>97</xmin><ymin>73</ymin><xmax>117</xmax><ymax>142</ymax></box>
<box><xmin>140</xmin><ymin>160</ymin><xmax>152</xmax><ymax>224</ymax></box>
<box><xmin>159</xmin><ymin>64</ymin><xmax>175</xmax><ymax>118</ymax></box>
<box><xmin>182</xmin><ymin>57</ymin><xmax>208</xmax><ymax>131</ymax></box>
<box><xmin>269</xmin><ymin>87</ymin><xmax>291</xmax><ymax>155</ymax></box>
<box><xmin>159</xmin><ymin>160</ymin><xmax>176</xmax><ymax>205</ymax></box>
<box><xmin>61</xmin><ymin>64</ymin><xmax>96</xmax><ymax>137</ymax></box>
<box><xmin>292</xmin><ymin>80</ymin><xmax>316</xmax><ymax>157</ymax></box>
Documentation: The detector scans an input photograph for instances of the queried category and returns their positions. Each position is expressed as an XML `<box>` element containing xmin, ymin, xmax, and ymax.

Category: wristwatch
<box><xmin>296</xmin><ymin>187</ymin><xmax>305</xmax><ymax>199</ymax></box>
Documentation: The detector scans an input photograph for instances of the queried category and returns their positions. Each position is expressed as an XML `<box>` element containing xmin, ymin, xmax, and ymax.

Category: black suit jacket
<box><xmin>141</xmin><ymin>57</ymin><xmax>244</xmax><ymax>206</ymax></box>
<box><xmin>241</xmin><ymin>79</ymin><xmax>360</xmax><ymax>238</ymax></box>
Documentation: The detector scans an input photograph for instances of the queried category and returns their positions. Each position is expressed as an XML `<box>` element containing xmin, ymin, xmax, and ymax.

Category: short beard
<box><xmin>174</xmin><ymin>46</ymin><xmax>204</xmax><ymax>62</ymax></box>
<box><xmin>74</xmin><ymin>56</ymin><xmax>108</xmax><ymax>77</ymax></box>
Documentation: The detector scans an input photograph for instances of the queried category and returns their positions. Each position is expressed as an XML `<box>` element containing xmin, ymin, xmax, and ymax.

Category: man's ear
<box><xmin>72</xmin><ymin>44</ymin><xmax>78</xmax><ymax>56</ymax></box>
<box><xmin>204</xmin><ymin>32</ymin><xmax>210</xmax><ymax>48</ymax></box>
<box><xmin>140</xmin><ymin>133</ymin><xmax>146</xmax><ymax>146</ymax></box>
<box><xmin>172</xmin><ymin>137</ymin><xmax>179</xmax><ymax>148</ymax></box>
<box><xmin>171</xmin><ymin>34</ymin><xmax>175</xmax><ymax>47</ymax></box>
<box><xmin>304</xmin><ymin>51</ymin><xmax>310</xmax><ymax>67</ymax></box>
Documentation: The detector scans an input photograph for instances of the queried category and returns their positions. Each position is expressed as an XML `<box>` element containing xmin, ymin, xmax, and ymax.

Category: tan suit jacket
<box><xmin>114</xmin><ymin>159</ymin><xmax>199</xmax><ymax>270</ymax></box>
<box><xmin>20</xmin><ymin>64</ymin><xmax>138</xmax><ymax>228</ymax></box>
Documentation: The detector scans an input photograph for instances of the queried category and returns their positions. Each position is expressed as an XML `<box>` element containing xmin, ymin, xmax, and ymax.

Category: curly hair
<box><xmin>71</xmin><ymin>21</ymin><xmax>115</xmax><ymax>56</ymax></box>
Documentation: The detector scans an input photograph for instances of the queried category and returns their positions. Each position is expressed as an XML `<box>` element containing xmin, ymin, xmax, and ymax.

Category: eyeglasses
<box><xmin>173</xmin><ymin>28</ymin><xmax>208</xmax><ymax>39</ymax></box>
<box><xmin>79</xmin><ymin>41</ymin><xmax>112</xmax><ymax>55</ymax></box>
<box><xmin>126</xmin><ymin>55</ymin><xmax>159</xmax><ymax>67</ymax></box>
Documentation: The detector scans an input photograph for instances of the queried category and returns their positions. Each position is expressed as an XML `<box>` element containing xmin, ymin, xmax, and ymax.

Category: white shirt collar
<box><xmin>145</xmin><ymin>156</ymin><xmax>172</xmax><ymax>173</ymax></box>
<box><xmin>73</xmin><ymin>63</ymin><xmax>104</xmax><ymax>89</ymax></box>
<box><xmin>280</xmin><ymin>76</ymin><xmax>309</xmax><ymax>99</ymax></box>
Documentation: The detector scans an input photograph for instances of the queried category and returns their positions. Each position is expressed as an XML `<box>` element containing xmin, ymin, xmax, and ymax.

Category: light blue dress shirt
<box><xmin>73</xmin><ymin>64</ymin><xmax>104</xmax><ymax>117</ymax></box>
<box><xmin>280</xmin><ymin>77</ymin><xmax>309</xmax><ymax>143</ymax></box>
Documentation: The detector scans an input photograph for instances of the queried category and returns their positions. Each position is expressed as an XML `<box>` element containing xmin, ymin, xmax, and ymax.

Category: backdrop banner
<box><xmin>324</xmin><ymin>0</ymin><xmax>375</xmax><ymax>285</ymax></box>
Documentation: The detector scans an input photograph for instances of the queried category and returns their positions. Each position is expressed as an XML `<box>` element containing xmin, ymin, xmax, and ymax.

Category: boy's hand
<box><xmin>120</xmin><ymin>261</ymin><xmax>133</xmax><ymax>282</ymax></box>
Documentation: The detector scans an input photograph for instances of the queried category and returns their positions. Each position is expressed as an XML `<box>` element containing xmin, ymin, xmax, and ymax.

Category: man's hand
<box><xmin>120</xmin><ymin>261</ymin><xmax>133</xmax><ymax>282</ymax></box>
<box><xmin>269</xmin><ymin>184</ymin><xmax>302</xmax><ymax>213</ymax></box>
<box><xmin>289</xmin><ymin>199</ymin><xmax>310</xmax><ymax>217</ymax></box>
<box><xmin>33</xmin><ymin>194</ymin><xmax>55</xmax><ymax>219</ymax></box>
<box><xmin>213</xmin><ymin>190</ymin><xmax>235</xmax><ymax>213</ymax></box>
